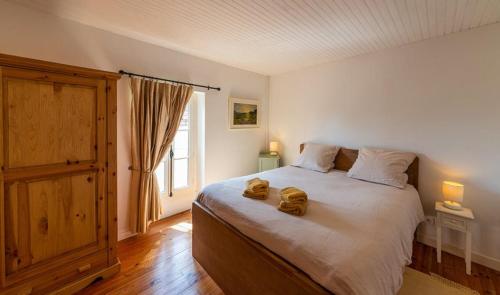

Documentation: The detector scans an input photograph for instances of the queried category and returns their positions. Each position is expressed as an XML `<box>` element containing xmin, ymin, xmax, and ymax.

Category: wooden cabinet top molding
<box><xmin>0</xmin><ymin>53</ymin><xmax>121</xmax><ymax>80</ymax></box>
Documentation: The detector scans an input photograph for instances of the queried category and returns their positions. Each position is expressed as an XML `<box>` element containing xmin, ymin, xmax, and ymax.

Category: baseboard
<box><xmin>118</xmin><ymin>209</ymin><xmax>192</xmax><ymax>241</ymax></box>
<box><xmin>118</xmin><ymin>230</ymin><xmax>137</xmax><ymax>241</ymax></box>
<box><xmin>417</xmin><ymin>233</ymin><xmax>500</xmax><ymax>272</ymax></box>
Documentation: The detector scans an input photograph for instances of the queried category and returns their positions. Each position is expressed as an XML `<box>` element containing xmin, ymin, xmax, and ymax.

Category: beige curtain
<box><xmin>130</xmin><ymin>77</ymin><xmax>193</xmax><ymax>233</ymax></box>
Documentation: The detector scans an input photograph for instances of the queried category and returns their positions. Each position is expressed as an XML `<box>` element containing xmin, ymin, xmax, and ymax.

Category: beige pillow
<box><xmin>293</xmin><ymin>143</ymin><xmax>340</xmax><ymax>172</ymax></box>
<box><xmin>347</xmin><ymin>147</ymin><xmax>416</xmax><ymax>188</ymax></box>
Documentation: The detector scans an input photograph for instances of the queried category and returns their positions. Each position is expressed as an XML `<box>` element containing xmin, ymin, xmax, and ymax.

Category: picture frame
<box><xmin>228</xmin><ymin>97</ymin><xmax>260</xmax><ymax>129</ymax></box>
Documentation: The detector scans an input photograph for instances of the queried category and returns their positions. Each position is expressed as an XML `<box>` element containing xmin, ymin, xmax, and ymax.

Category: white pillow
<box><xmin>293</xmin><ymin>143</ymin><xmax>340</xmax><ymax>172</ymax></box>
<box><xmin>347</xmin><ymin>147</ymin><xmax>416</xmax><ymax>188</ymax></box>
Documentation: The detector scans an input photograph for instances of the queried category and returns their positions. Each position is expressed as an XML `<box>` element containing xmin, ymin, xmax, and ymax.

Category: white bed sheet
<box><xmin>197</xmin><ymin>166</ymin><xmax>425</xmax><ymax>295</ymax></box>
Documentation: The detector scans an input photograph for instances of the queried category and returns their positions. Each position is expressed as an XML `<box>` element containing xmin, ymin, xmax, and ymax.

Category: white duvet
<box><xmin>197</xmin><ymin>166</ymin><xmax>425</xmax><ymax>295</ymax></box>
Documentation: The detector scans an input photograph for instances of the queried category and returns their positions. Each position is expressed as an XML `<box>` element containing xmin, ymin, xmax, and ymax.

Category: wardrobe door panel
<box><xmin>5</xmin><ymin>78</ymin><xmax>97</xmax><ymax>168</ymax></box>
<box><xmin>28</xmin><ymin>172</ymin><xmax>98</xmax><ymax>264</ymax></box>
<box><xmin>4</xmin><ymin>172</ymin><xmax>100</xmax><ymax>275</ymax></box>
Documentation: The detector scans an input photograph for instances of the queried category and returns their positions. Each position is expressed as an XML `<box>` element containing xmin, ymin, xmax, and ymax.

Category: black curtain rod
<box><xmin>119</xmin><ymin>70</ymin><xmax>221</xmax><ymax>91</ymax></box>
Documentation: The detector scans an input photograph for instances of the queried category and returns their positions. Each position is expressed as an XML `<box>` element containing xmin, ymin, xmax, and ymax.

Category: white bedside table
<box><xmin>435</xmin><ymin>201</ymin><xmax>474</xmax><ymax>275</ymax></box>
<box><xmin>258</xmin><ymin>153</ymin><xmax>280</xmax><ymax>172</ymax></box>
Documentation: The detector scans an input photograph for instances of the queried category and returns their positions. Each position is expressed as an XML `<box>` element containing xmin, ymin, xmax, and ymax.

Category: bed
<box><xmin>192</xmin><ymin>146</ymin><xmax>424</xmax><ymax>295</ymax></box>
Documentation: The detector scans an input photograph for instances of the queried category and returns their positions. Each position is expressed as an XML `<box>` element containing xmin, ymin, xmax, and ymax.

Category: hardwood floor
<box><xmin>410</xmin><ymin>241</ymin><xmax>500</xmax><ymax>294</ymax></box>
<box><xmin>78</xmin><ymin>211</ymin><xmax>500</xmax><ymax>295</ymax></box>
<box><xmin>76</xmin><ymin>211</ymin><xmax>221</xmax><ymax>295</ymax></box>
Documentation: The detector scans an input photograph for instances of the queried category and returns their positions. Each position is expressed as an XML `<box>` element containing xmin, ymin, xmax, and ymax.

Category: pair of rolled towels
<box><xmin>243</xmin><ymin>178</ymin><xmax>308</xmax><ymax>216</ymax></box>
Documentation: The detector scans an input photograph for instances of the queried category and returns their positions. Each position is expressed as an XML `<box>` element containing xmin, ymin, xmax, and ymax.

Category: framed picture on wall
<box><xmin>228</xmin><ymin>97</ymin><xmax>260</xmax><ymax>129</ymax></box>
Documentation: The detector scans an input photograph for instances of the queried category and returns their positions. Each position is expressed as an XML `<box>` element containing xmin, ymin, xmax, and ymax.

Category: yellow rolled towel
<box><xmin>278</xmin><ymin>200</ymin><xmax>307</xmax><ymax>216</ymax></box>
<box><xmin>246</xmin><ymin>178</ymin><xmax>269</xmax><ymax>192</ymax></box>
<box><xmin>280</xmin><ymin>187</ymin><xmax>308</xmax><ymax>203</ymax></box>
<box><xmin>243</xmin><ymin>187</ymin><xmax>269</xmax><ymax>200</ymax></box>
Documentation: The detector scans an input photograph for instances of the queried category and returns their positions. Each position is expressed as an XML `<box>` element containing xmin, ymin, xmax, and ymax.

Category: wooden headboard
<box><xmin>299</xmin><ymin>144</ymin><xmax>419</xmax><ymax>189</ymax></box>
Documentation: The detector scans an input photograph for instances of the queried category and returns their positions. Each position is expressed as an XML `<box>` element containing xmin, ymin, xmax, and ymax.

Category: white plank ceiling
<box><xmin>7</xmin><ymin>0</ymin><xmax>500</xmax><ymax>75</ymax></box>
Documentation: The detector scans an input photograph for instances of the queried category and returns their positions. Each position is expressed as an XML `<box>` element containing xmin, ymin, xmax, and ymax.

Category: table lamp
<box><xmin>269</xmin><ymin>141</ymin><xmax>279</xmax><ymax>156</ymax></box>
<box><xmin>442</xmin><ymin>181</ymin><xmax>464</xmax><ymax>210</ymax></box>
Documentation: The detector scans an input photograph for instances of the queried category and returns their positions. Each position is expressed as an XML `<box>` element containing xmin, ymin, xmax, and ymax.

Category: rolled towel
<box><xmin>243</xmin><ymin>187</ymin><xmax>269</xmax><ymax>200</ymax></box>
<box><xmin>246</xmin><ymin>178</ymin><xmax>269</xmax><ymax>192</ymax></box>
<box><xmin>278</xmin><ymin>200</ymin><xmax>307</xmax><ymax>216</ymax></box>
<box><xmin>280</xmin><ymin>187</ymin><xmax>308</xmax><ymax>203</ymax></box>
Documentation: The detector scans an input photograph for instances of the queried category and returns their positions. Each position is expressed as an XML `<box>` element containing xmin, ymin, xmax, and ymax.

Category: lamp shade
<box><xmin>269</xmin><ymin>141</ymin><xmax>279</xmax><ymax>153</ymax></box>
<box><xmin>442</xmin><ymin>181</ymin><xmax>464</xmax><ymax>203</ymax></box>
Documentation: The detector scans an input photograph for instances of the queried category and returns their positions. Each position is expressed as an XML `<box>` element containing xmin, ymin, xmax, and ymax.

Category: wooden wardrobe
<box><xmin>0</xmin><ymin>54</ymin><xmax>120</xmax><ymax>294</ymax></box>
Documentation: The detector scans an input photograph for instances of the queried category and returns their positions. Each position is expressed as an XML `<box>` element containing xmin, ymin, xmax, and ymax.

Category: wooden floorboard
<box><xmin>410</xmin><ymin>238</ymin><xmax>499</xmax><ymax>295</ymax></box>
<box><xmin>78</xmin><ymin>211</ymin><xmax>499</xmax><ymax>295</ymax></box>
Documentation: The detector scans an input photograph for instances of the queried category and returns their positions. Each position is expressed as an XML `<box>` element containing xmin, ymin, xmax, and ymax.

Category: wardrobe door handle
<box><xmin>78</xmin><ymin>264</ymin><xmax>91</xmax><ymax>273</ymax></box>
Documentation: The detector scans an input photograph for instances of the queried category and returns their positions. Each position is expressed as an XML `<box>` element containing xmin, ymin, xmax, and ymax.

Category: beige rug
<box><xmin>399</xmin><ymin>267</ymin><xmax>479</xmax><ymax>295</ymax></box>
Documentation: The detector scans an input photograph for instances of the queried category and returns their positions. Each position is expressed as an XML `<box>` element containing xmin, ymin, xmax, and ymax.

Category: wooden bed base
<box><xmin>192</xmin><ymin>144</ymin><xmax>419</xmax><ymax>294</ymax></box>
<box><xmin>192</xmin><ymin>201</ymin><xmax>331</xmax><ymax>295</ymax></box>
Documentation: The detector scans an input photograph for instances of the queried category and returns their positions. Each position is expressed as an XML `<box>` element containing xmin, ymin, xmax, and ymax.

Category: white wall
<box><xmin>270</xmin><ymin>24</ymin><xmax>500</xmax><ymax>266</ymax></box>
<box><xmin>0</xmin><ymin>2</ymin><xmax>269</xmax><ymax>239</ymax></box>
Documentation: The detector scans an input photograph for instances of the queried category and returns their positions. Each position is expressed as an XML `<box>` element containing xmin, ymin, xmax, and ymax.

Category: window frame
<box><xmin>155</xmin><ymin>101</ymin><xmax>193</xmax><ymax>196</ymax></box>
<box><xmin>171</xmin><ymin>104</ymin><xmax>191</xmax><ymax>191</ymax></box>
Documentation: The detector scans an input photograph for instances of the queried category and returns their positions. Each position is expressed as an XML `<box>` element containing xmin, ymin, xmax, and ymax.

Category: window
<box><xmin>155</xmin><ymin>103</ymin><xmax>192</xmax><ymax>195</ymax></box>
<box><xmin>173</xmin><ymin>104</ymin><xmax>190</xmax><ymax>189</ymax></box>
